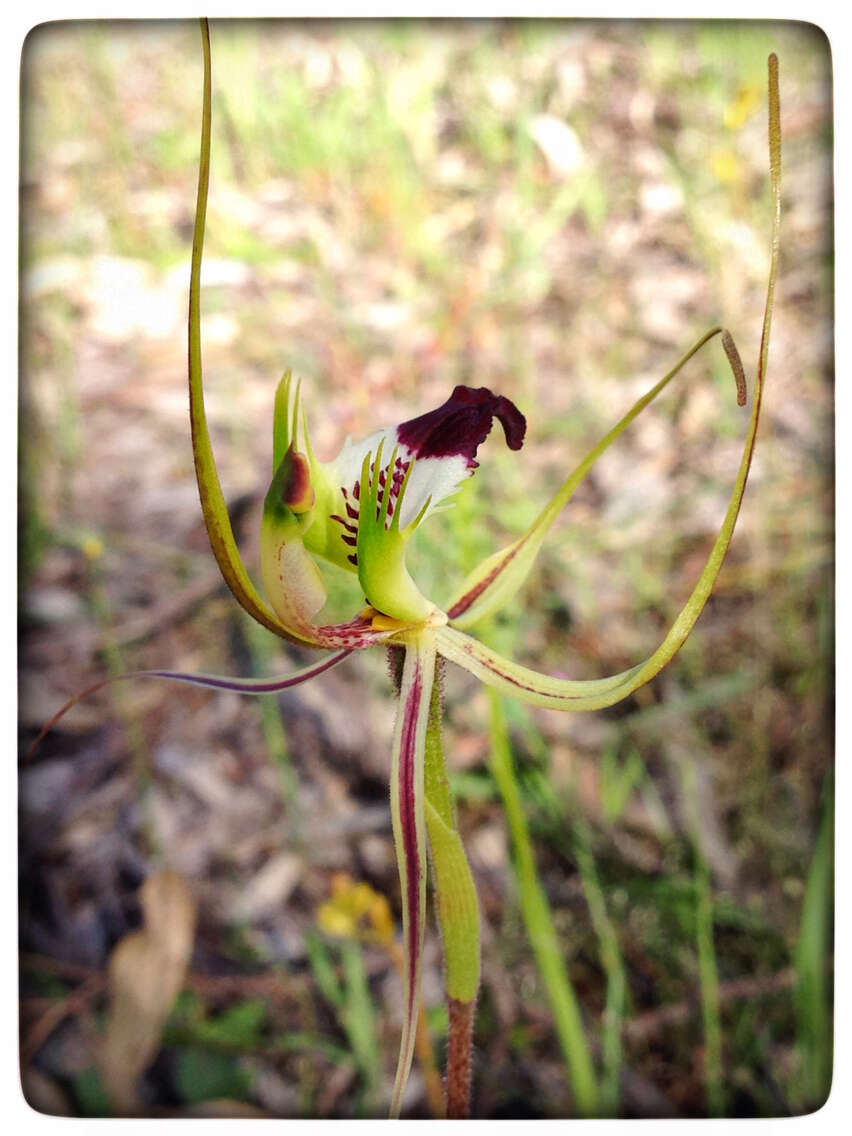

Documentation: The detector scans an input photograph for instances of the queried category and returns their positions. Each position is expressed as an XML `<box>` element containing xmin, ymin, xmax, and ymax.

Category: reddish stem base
<box><xmin>445</xmin><ymin>996</ymin><xmax>475</xmax><ymax>1119</ymax></box>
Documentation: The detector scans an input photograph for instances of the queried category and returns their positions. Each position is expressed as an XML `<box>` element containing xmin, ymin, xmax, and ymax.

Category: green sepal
<box><xmin>188</xmin><ymin>21</ymin><xmax>312</xmax><ymax>645</ymax></box>
<box><xmin>272</xmin><ymin>370</ymin><xmax>297</xmax><ymax>472</ymax></box>
<box><xmin>446</xmin><ymin>326</ymin><xmax>730</xmax><ymax>630</ymax></box>
<box><xmin>449</xmin><ymin>54</ymin><xmax>780</xmax><ymax>644</ymax></box>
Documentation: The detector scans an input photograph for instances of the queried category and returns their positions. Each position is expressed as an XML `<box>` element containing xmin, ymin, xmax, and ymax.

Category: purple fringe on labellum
<box><xmin>397</xmin><ymin>385</ymin><xmax>526</xmax><ymax>464</ymax></box>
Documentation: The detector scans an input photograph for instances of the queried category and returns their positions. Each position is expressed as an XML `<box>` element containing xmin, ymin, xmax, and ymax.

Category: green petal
<box><xmin>437</xmin><ymin>287</ymin><xmax>773</xmax><ymax>706</ymax></box>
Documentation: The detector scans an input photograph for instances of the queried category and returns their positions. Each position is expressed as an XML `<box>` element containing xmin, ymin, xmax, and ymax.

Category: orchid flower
<box><xmin>33</xmin><ymin>24</ymin><xmax>780</xmax><ymax>1120</ymax></box>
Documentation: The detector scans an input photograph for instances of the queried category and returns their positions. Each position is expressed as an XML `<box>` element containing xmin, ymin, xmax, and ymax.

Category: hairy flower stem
<box><xmin>446</xmin><ymin>996</ymin><xmax>475</xmax><ymax>1118</ymax></box>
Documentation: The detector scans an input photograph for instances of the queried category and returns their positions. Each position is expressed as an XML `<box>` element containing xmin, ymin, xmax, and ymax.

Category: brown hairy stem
<box><xmin>445</xmin><ymin>996</ymin><xmax>475</xmax><ymax>1119</ymax></box>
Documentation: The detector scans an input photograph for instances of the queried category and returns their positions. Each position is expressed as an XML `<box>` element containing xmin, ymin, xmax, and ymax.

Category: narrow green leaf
<box><xmin>794</xmin><ymin>777</ymin><xmax>834</xmax><ymax>1107</ymax></box>
<box><xmin>487</xmin><ymin>691</ymin><xmax>598</xmax><ymax>1115</ymax></box>
<box><xmin>424</xmin><ymin>801</ymin><xmax>480</xmax><ymax>1004</ymax></box>
<box><xmin>422</xmin><ymin>662</ymin><xmax>480</xmax><ymax>1005</ymax></box>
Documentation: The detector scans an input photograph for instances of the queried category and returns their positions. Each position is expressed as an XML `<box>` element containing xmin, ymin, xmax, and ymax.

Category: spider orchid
<box><xmin>32</xmin><ymin>23</ymin><xmax>780</xmax><ymax>1120</ymax></box>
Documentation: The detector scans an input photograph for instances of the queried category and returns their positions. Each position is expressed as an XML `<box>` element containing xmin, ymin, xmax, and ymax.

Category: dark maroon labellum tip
<box><xmin>397</xmin><ymin>385</ymin><xmax>526</xmax><ymax>465</ymax></box>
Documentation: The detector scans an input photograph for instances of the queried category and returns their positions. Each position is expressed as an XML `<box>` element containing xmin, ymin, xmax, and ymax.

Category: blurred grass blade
<box><xmin>600</xmin><ymin>744</ymin><xmax>646</xmax><ymax>824</ymax></box>
<box><xmin>306</xmin><ymin>928</ymin><xmax>345</xmax><ymax>1010</ymax></box>
<box><xmin>679</xmin><ymin>750</ymin><xmax>724</xmax><ymax>1115</ymax></box>
<box><xmin>573</xmin><ymin>816</ymin><xmax>626</xmax><ymax>1114</ymax></box>
<box><xmin>339</xmin><ymin>939</ymin><xmax>382</xmax><ymax>1113</ymax></box>
<box><xmin>487</xmin><ymin>690</ymin><xmax>598</xmax><ymax>1116</ymax></box>
<box><xmin>695</xmin><ymin>854</ymin><xmax>723</xmax><ymax>1116</ymax></box>
<box><xmin>794</xmin><ymin>777</ymin><xmax>834</xmax><ymax>1107</ymax></box>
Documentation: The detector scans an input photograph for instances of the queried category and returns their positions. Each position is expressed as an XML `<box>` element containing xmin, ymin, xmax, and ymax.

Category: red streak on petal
<box><xmin>447</xmin><ymin>537</ymin><xmax>525</xmax><ymax>619</ymax></box>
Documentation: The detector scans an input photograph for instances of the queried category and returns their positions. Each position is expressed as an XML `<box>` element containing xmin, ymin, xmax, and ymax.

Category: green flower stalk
<box><xmin>33</xmin><ymin>25</ymin><xmax>781</xmax><ymax>1119</ymax></box>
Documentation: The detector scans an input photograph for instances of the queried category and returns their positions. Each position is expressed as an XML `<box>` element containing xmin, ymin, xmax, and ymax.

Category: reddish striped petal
<box><xmin>389</xmin><ymin>633</ymin><xmax>436</xmax><ymax>1117</ymax></box>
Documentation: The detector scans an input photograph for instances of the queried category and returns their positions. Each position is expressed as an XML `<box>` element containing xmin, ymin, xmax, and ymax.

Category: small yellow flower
<box><xmin>711</xmin><ymin>148</ymin><xmax>740</xmax><ymax>185</ymax></box>
<box><xmin>81</xmin><ymin>535</ymin><xmax>104</xmax><ymax>561</ymax></box>
<box><xmin>723</xmin><ymin>83</ymin><xmax>761</xmax><ymax>130</ymax></box>
<box><xmin>317</xmin><ymin>873</ymin><xmax>394</xmax><ymax>946</ymax></box>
